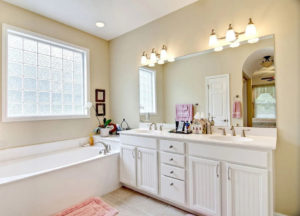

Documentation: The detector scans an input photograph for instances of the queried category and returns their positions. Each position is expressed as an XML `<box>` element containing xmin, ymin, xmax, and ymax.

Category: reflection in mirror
<box><xmin>139</xmin><ymin>35</ymin><xmax>276</xmax><ymax>128</ymax></box>
<box><xmin>242</xmin><ymin>49</ymin><xmax>276</xmax><ymax>127</ymax></box>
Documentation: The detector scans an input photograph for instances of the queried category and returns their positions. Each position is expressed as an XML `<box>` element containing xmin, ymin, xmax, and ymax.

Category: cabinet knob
<box><xmin>169</xmin><ymin>145</ymin><xmax>173</xmax><ymax>149</ymax></box>
<box><xmin>170</xmin><ymin>183</ymin><xmax>174</xmax><ymax>186</ymax></box>
<box><xmin>169</xmin><ymin>158</ymin><xmax>173</xmax><ymax>161</ymax></box>
<box><xmin>170</xmin><ymin>171</ymin><xmax>174</xmax><ymax>174</ymax></box>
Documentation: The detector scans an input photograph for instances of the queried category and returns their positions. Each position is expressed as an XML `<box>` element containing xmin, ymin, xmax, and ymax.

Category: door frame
<box><xmin>205</xmin><ymin>74</ymin><xmax>230</xmax><ymax>126</ymax></box>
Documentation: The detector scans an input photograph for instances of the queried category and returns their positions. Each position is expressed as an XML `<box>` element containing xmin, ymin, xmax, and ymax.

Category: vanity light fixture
<box><xmin>140</xmin><ymin>45</ymin><xmax>175</xmax><ymax>66</ymax></box>
<box><xmin>208</xmin><ymin>18</ymin><xmax>259</xmax><ymax>51</ymax></box>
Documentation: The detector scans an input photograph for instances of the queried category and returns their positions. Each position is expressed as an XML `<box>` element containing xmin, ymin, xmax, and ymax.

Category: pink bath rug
<box><xmin>54</xmin><ymin>197</ymin><xmax>118</xmax><ymax>216</ymax></box>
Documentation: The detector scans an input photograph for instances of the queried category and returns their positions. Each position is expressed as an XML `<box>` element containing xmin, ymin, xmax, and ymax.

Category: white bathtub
<box><xmin>0</xmin><ymin>137</ymin><xmax>121</xmax><ymax>216</ymax></box>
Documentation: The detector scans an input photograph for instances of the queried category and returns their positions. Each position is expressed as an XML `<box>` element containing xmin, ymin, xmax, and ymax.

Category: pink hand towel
<box><xmin>54</xmin><ymin>197</ymin><xmax>118</xmax><ymax>216</ymax></box>
<box><xmin>232</xmin><ymin>101</ymin><xmax>242</xmax><ymax>118</ymax></box>
<box><xmin>176</xmin><ymin>104</ymin><xmax>193</xmax><ymax>122</ymax></box>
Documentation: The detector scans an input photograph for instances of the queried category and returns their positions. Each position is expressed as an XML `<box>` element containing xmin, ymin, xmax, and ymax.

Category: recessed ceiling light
<box><xmin>96</xmin><ymin>22</ymin><xmax>105</xmax><ymax>28</ymax></box>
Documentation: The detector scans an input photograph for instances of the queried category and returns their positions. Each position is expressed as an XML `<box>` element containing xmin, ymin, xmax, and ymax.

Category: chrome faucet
<box><xmin>241</xmin><ymin>129</ymin><xmax>250</xmax><ymax>137</ymax></box>
<box><xmin>149</xmin><ymin>122</ymin><xmax>157</xmax><ymax>130</ymax></box>
<box><xmin>96</xmin><ymin>141</ymin><xmax>111</xmax><ymax>155</ymax></box>
<box><xmin>230</xmin><ymin>126</ymin><xmax>236</xmax><ymax>136</ymax></box>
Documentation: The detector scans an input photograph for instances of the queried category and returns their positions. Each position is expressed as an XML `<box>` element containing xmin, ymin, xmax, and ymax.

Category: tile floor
<box><xmin>101</xmin><ymin>187</ymin><xmax>195</xmax><ymax>216</ymax></box>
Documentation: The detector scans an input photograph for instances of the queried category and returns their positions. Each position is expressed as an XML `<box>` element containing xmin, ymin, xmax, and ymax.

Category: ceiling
<box><xmin>3</xmin><ymin>0</ymin><xmax>198</xmax><ymax>40</ymax></box>
<box><xmin>243</xmin><ymin>47</ymin><xmax>274</xmax><ymax>77</ymax></box>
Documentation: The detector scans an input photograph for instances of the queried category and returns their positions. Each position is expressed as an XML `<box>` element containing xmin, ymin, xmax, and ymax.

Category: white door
<box><xmin>137</xmin><ymin>147</ymin><xmax>158</xmax><ymax>194</ymax></box>
<box><xmin>189</xmin><ymin>156</ymin><xmax>221</xmax><ymax>216</ymax></box>
<box><xmin>120</xmin><ymin>145</ymin><xmax>136</xmax><ymax>187</ymax></box>
<box><xmin>226</xmin><ymin>163</ymin><xmax>268</xmax><ymax>216</ymax></box>
<box><xmin>206</xmin><ymin>74</ymin><xmax>230</xmax><ymax>126</ymax></box>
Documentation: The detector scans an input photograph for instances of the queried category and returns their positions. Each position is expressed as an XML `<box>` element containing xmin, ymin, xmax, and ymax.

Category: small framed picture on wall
<box><xmin>95</xmin><ymin>89</ymin><xmax>105</xmax><ymax>102</ymax></box>
<box><xmin>96</xmin><ymin>103</ymin><xmax>106</xmax><ymax>116</ymax></box>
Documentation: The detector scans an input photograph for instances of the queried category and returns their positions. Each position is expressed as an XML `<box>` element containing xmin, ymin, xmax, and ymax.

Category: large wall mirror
<box><xmin>139</xmin><ymin>35</ymin><xmax>276</xmax><ymax>128</ymax></box>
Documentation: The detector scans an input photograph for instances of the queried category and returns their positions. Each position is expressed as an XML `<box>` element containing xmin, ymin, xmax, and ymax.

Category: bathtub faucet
<box><xmin>96</xmin><ymin>141</ymin><xmax>111</xmax><ymax>155</ymax></box>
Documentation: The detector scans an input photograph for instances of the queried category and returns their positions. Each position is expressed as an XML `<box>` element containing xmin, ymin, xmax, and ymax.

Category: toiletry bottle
<box><xmin>89</xmin><ymin>133</ymin><xmax>94</xmax><ymax>146</ymax></box>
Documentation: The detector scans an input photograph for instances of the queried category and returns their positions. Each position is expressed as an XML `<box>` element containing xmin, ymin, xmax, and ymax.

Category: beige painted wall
<box><xmin>163</xmin><ymin>38</ymin><xmax>274</xmax><ymax>125</ymax></box>
<box><xmin>109</xmin><ymin>0</ymin><xmax>300</xmax><ymax>215</ymax></box>
<box><xmin>0</xmin><ymin>2</ymin><xmax>110</xmax><ymax>149</ymax></box>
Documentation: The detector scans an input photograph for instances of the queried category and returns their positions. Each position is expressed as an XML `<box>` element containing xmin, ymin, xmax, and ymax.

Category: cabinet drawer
<box><xmin>120</xmin><ymin>135</ymin><xmax>157</xmax><ymax>149</ymax></box>
<box><xmin>161</xmin><ymin>175</ymin><xmax>185</xmax><ymax>205</ymax></box>
<box><xmin>160</xmin><ymin>152</ymin><xmax>185</xmax><ymax>168</ymax></box>
<box><xmin>161</xmin><ymin>164</ymin><xmax>185</xmax><ymax>181</ymax></box>
<box><xmin>159</xmin><ymin>140</ymin><xmax>185</xmax><ymax>154</ymax></box>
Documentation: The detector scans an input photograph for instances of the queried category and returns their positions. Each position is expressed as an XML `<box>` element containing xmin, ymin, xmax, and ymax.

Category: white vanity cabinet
<box><xmin>226</xmin><ymin>163</ymin><xmax>268</xmax><ymax>216</ymax></box>
<box><xmin>189</xmin><ymin>157</ymin><xmax>221</xmax><ymax>216</ymax></box>
<box><xmin>120</xmin><ymin>131</ymin><xmax>275</xmax><ymax>216</ymax></box>
<box><xmin>120</xmin><ymin>144</ymin><xmax>136</xmax><ymax>187</ymax></box>
<box><xmin>136</xmin><ymin>147</ymin><xmax>158</xmax><ymax>194</ymax></box>
<box><xmin>120</xmin><ymin>135</ymin><xmax>158</xmax><ymax>195</ymax></box>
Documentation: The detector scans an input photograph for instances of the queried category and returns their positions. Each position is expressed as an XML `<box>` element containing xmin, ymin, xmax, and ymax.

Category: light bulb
<box><xmin>150</xmin><ymin>49</ymin><xmax>157</xmax><ymax>63</ymax></box>
<box><xmin>230</xmin><ymin>41</ymin><xmax>240</xmax><ymax>48</ymax></box>
<box><xmin>140</xmin><ymin>52</ymin><xmax>148</xmax><ymax>65</ymax></box>
<box><xmin>214</xmin><ymin>46</ymin><xmax>223</xmax><ymax>52</ymax></box>
<box><xmin>209</xmin><ymin>29</ymin><xmax>218</xmax><ymax>47</ymax></box>
<box><xmin>160</xmin><ymin>45</ymin><xmax>168</xmax><ymax>60</ymax></box>
<box><xmin>158</xmin><ymin>59</ymin><xmax>164</xmax><ymax>65</ymax></box>
<box><xmin>245</xmin><ymin>18</ymin><xmax>257</xmax><ymax>37</ymax></box>
<box><xmin>248</xmin><ymin>38</ymin><xmax>259</xmax><ymax>44</ymax></box>
<box><xmin>226</xmin><ymin>24</ymin><xmax>236</xmax><ymax>42</ymax></box>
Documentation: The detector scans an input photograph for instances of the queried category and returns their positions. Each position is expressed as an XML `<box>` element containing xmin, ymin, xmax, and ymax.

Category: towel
<box><xmin>176</xmin><ymin>104</ymin><xmax>193</xmax><ymax>122</ymax></box>
<box><xmin>232</xmin><ymin>101</ymin><xmax>242</xmax><ymax>118</ymax></box>
<box><xmin>54</xmin><ymin>197</ymin><xmax>118</xmax><ymax>216</ymax></box>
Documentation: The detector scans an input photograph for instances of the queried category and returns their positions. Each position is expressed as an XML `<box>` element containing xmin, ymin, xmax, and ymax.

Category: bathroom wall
<box><xmin>0</xmin><ymin>2</ymin><xmax>110</xmax><ymax>149</ymax></box>
<box><xmin>163</xmin><ymin>38</ymin><xmax>273</xmax><ymax>125</ymax></box>
<box><xmin>109</xmin><ymin>0</ymin><xmax>300</xmax><ymax>215</ymax></box>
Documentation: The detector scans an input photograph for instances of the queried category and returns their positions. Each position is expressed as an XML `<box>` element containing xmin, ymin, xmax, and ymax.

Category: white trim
<box><xmin>2</xmin><ymin>23</ymin><xmax>90</xmax><ymax>122</ymax></box>
<box><xmin>205</xmin><ymin>74</ymin><xmax>230</xmax><ymax>126</ymax></box>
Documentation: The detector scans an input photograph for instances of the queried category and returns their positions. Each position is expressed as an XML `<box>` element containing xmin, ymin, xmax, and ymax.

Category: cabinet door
<box><xmin>137</xmin><ymin>147</ymin><xmax>158</xmax><ymax>194</ymax></box>
<box><xmin>226</xmin><ymin>163</ymin><xmax>268</xmax><ymax>216</ymax></box>
<box><xmin>189</xmin><ymin>157</ymin><xmax>221</xmax><ymax>216</ymax></box>
<box><xmin>120</xmin><ymin>145</ymin><xmax>136</xmax><ymax>187</ymax></box>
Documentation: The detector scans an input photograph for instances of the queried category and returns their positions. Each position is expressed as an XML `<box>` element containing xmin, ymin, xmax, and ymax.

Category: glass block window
<box><xmin>139</xmin><ymin>68</ymin><xmax>156</xmax><ymax>114</ymax></box>
<box><xmin>3</xmin><ymin>25</ymin><xmax>89</xmax><ymax>121</ymax></box>
<box><xmin>253</xmin><ymin>85</ymin><xmax>276</xmax><ymax>119</ymax></box>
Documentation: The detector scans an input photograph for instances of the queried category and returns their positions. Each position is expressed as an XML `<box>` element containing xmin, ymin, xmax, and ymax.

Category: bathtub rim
<box><xmin>0</xmin><ymin>150</ymin><xmax>120</xmax><ymax>186</ymax></box>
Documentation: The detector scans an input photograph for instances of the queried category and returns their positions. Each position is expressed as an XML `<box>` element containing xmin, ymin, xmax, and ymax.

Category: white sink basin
<box><xmin>208</xmin><ymin>135</ymin><xmax>253</xmax><ymax>142</ymax></box>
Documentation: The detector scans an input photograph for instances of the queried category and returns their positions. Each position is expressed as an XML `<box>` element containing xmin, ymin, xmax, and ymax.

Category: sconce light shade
<box><xmin>160</xmin><ymin>45</ymin><xmax>168</xmax><ymax>60</ymax></box>
<box><xmin>245</xmin><ymin>18</ymin><xmax>257</xmax><ymax>37</ymax></box>
<box><xmin>141</xmin><ymin>52</ymin><xmax>148</xmax><ymax>65</ymax></box>
<box><xmin>209</xmin><ymin>29</ymin><xmax>218</xmax><ymax>47</ymax></box>
<box><xmin>226</xmin><ymin>24</ymin><xmax>236</xmax><ymax>42</ymax></box>
<box><xmin>150</xmin><ymin>49</ymin><xmax>157</xmax><ymax>63</ymax></box>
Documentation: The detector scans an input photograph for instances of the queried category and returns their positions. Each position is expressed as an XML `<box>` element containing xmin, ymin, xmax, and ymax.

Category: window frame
<box><xmin>139</xmin><ymin>67</ymin><xmax>157</xmax><ymax>115</ymax></box>
<box><xmin>2</xmin><ymin>24</ymin><xmax>90</xmax><ymax>122</ymax></box>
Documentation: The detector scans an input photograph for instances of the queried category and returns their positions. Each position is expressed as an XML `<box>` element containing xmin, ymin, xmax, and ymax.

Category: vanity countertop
<box><xmin>119</xmin><ymin>129</ymin><xmax>276</xmax><ymax>150</ymax></box>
